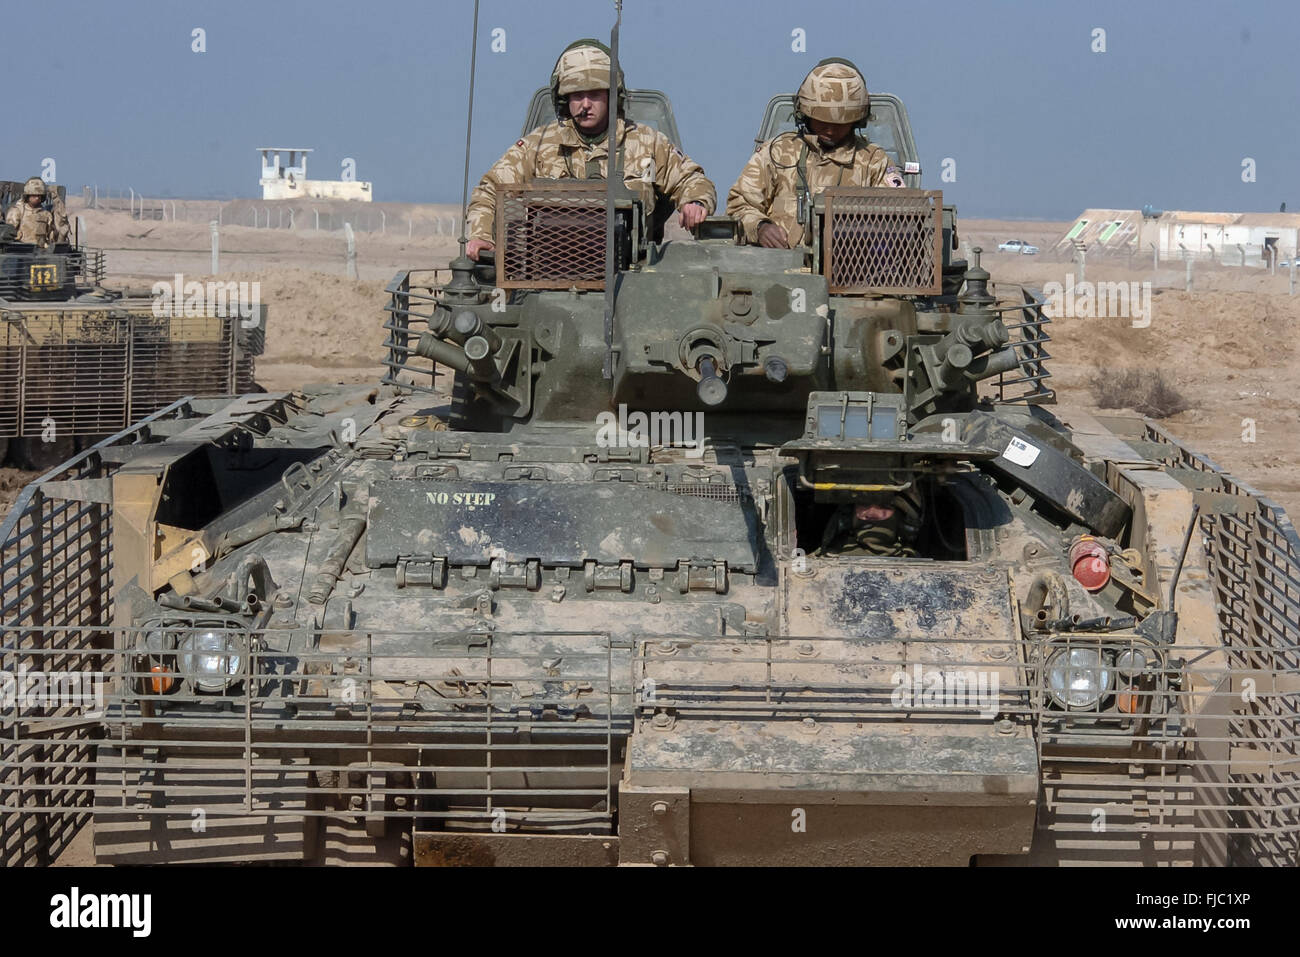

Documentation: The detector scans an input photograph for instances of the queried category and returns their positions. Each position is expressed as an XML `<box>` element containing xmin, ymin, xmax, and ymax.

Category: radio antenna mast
<box><xmin>457</xmin><ymin>0</ymin><xmax>482</xmax><ymax>255</ymax></box>
<box><xmin>602</xmin><ymin>0</ymin><xmax>623</xmax><ymax>380</ymax></box>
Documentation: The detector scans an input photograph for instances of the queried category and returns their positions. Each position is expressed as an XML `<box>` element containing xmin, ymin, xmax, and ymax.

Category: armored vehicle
<box><xmin>1</xmin><ymin>88</ymin><xmax>1296</xmax><ymax>868</ymax></box>
<box><xmin>0</xmin><ymin>180</ymin><xmax>265</xmax><ymax>471</ymax></box>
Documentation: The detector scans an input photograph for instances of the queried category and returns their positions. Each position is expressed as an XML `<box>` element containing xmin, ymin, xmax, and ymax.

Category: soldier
<box><xmin>815</xmin><ymin>491</ymin><xmax>922</xmax><ymax>558</ymax></box>
<box><xmin>727</xmin><ymin>59</ymin><xmax>905</xmax><ymax>249</ymax></box>
<box><xmin>465</xmin><ymin>39</ymin><xmax>716</xmax><ymax>261</ymax></box>
<box><xmin>4</xmin><ymin>177</ymin><xmax>69</xmax><ymax>248</ymax></box>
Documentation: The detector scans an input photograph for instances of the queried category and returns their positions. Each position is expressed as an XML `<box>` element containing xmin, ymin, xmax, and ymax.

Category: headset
<box><xmin>791</xmin><ymin>56</ymin><xmax>872</xmax><ymax>136</ymax></box>
<box><xmin>550</xmin><ymin>38</ymin><xmax>628</xmax><ymax>122</ymax></box>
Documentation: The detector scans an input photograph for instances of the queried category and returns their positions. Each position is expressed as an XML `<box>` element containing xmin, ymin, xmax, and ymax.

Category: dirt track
<box><xmin>3</xmin><ymin>207</ymin><xmax>1298</xmax><ymax>520</ymax></box>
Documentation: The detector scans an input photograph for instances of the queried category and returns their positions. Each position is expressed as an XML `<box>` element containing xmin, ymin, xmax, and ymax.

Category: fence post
<box><xmin>314</xmin><ymin>209</ymin><xmax>320</xmax><ymax>231</ymax></box>
<box><xmin>1073</xmin><ymin>242</ymin><xmax>1086</xmax><ymax>285</ymax></box>
<box><xmin>344</xmin><ymin>222</ymin><xmax>357</xmax><ymax>279</ymax></box>
<box><xmin>408</xmin><ymin>215</ymin><xmax>413</xmax><ymax>238</ymax></box>
<box><xmin>1149</xmin><ymin>242</ymin><xmax>1157</xmax><ymax>272</ymax></box>
<box><xmin>76</xmin><ymin>215</ymin><xmax>86</xmax><ymax>247</ymax></box>
<box><xmin>380</xmin><ymin>210</ymin><xmax>386</xmax><ymax>235</ymax></box>
<box><xmin>210</xmin><ymin>220</ymin><xmax>220</xmax><ymax>274</ymax></box>
<box><xmin>128</xmin><ymin>187</ymin><xmax>135</xmax><ymax>219</ymax></box>
<box><xmin>1290</xmin><ymin>251</ymin><xmax>1295</xmax><ymax>295</ymax></box>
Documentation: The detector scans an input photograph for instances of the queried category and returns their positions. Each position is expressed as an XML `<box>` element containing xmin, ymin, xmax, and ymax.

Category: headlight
<box><xmin>1115</xmin><ymin>647</ymin><xmax>1149</xmax><ymax>678</ymax></box>
<box><xmin>178</xmin><ymin>630</ymin><xmax>244</xmax><ymax>692</ymax></box>
<box><xmin>1046</xmin><ymin>646</ymin><xmax>1113</xmax><ymax>710</ymax></box>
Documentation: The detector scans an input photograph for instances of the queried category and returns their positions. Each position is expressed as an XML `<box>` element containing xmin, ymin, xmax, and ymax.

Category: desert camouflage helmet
<box><xmin>23</xmin><ymin>176</ymin><xmax>47</xmax><ymax>197</ymax></box>
<box><xmin>550</xmin><ymin>39</ymin><xmax>626</xmax><ymax>112</ymax></box>
<box><xmin>796</xmin><ymin>59</ymin><xmax>870</xmax><ymax>125</ymax></box>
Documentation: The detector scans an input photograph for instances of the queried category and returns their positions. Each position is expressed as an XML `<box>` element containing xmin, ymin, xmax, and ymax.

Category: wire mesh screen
<box><xmin>496</xmin><ymin>182</ymin><xmax>608</xmax><ymax>290</ymax></box>
<box><xmin>0</xmin><ymin>310</ymin><xmax>247</xmax><ymax>438</ymax></box>
<box><xmin>821</xmin><ymin>187</ymin><xmax>943</xmax><ymax>295</ymax></box>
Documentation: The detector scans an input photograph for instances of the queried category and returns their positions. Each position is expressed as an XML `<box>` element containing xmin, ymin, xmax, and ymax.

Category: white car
<box><xmin>998</xmin><ymin>239</ymin><xmax>1039</xmax><ymax>255</ymax></box>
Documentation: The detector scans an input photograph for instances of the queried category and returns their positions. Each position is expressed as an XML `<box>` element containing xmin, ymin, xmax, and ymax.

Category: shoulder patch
<box><xmin>516</xmin><ymin>139</ymin><xmax>526</xmax><ymax>148</ymax></box>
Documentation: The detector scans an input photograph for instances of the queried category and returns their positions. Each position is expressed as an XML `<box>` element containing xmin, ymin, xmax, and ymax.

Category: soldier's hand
<box><xmin>678</xmin><ymin>202</ymin><xmax>707</xmax><ymax>230</ymax></box>
<box><xmin>884</xmin><ymin>170</ymin><xmax>905</xmax><ymax>188</ymax></box>
<box><xmin>466</xmin><ymin>239</ymin><xmax>495</xmax><ymax>261</ymax></box>
<box><xmin>757</xmin><ymin>222</ymin><xmax>789</xmax><ymax>249</ymax></box>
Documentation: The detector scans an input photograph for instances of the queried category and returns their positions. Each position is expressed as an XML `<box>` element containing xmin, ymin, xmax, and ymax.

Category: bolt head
<box><xmin>651</xmin><ymin>850</ymin><xmax>669</xmax><ymax>866</ymax></box>
<box><xmin>651</xmin><ymin>801</ymin><xmax>669</xmax><ymax>816</ymax></box>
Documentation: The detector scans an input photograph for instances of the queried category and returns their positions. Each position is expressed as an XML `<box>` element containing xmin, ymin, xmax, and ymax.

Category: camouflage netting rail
<box><xmin>0</xmin><ymin>402</ymin><xmax>197</xmax><ymax>866</ymax></box>
<box><xmin>0</xmin><ymin>311</ymin><xmax>260</xmax><ymax>439</ymax></box>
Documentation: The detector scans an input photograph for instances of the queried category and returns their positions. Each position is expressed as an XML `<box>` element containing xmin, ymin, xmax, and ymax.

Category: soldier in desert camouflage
<box><xmin>4</xmin><ymin>176</ymin><xmax>69</xmax><ymax>248</ymax></box>
<box><xmin>727</xmin><ymin>59</ymin><xmax>905</xmax><ymax>249</ymax></box>
<box><xmin>465</xmin><ymin>39</ymin><xmax>716</xmax><ymax>261</ymax></box>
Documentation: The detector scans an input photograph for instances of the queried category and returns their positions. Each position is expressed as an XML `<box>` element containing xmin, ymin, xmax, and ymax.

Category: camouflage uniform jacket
<box><xmin>5</xmin><ymin>200</ymin><xmax>67</xmax><ymax>247</ymax></box>
<box><xmin>727</xmin><ymin>132</ymin><xmax>899</xmax><ymax>246</ymax></box>
<box><xmin>466</xmin><ymin>117</ymin><xmax>716</xmax><ymax>244</ymax></box>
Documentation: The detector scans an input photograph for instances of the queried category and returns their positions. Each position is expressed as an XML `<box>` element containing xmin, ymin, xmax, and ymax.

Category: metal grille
<box><xmin>3</xmin><ymin>628</ymin><xmax>625</xmax><ymax>856</ymax></box>
<box><xmin>0</xmin><ymin>247</ymin><xmax>105</xmax><ymax>300</ymax></box>
<box><xmin>0</xmin><ymin>401</ymin><xmax>250</xmax><ymax>866</ymax></box>
<box><xmin>18</xmin><ymin>313</ymin><xmax>130</xmax><ymax>436</ymax></box>
<box><xmin>381</xmin><ymin>269</ymin><xmax>448</xmax><ymax>394</ymax></box>
<box><xmin>0</xmin><ymin>311</ymin><xmax>244</xmax><ymax>438</ymax></box>
<box><xmin>1137</xmin><ymin>421</ymin><xmax>1300</xmax><ymax>865</ymax></box>
<box><xmin>992</xmin><ymin>283</ymin><xmax>1056</xmax><ymax>405</ymax></box>
<box><xmin>821</xmin><ymin>187</ymin><xmax>943</xmax><ymax>295</ymax></box>
<box><xmin>128</xmin><ymin>315</ymin><xmax>236</xmax><ymax>421</ymax></box>
<box><xmin>496</xmin><ymin>182</ymin><xmax>607</xmax><ymax>290</ymax></box>
<box><xmin>633</xmin><ymin>625</ymin><xmax>1299</xmax><ymax>865</ymax></box>
<box><xmin>661</xmin><ymin>482</ymin><xmax>749</xmax><ymax>503</ymax></box>
<box><xmin>0</xmin><ymin>438</ymin><xmax>113</xmax><ymax>866</ymax></box>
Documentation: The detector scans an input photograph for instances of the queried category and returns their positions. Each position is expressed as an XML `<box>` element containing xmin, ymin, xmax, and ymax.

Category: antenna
<box><xmin>457</xmin><ymin>0</ymin><xmax>482</xmax><ymax>255</ymax></box>
<box><xmin>602</xmin><ymin>0</ymin><xmax>623</xmax><ymax>380</ymax></box>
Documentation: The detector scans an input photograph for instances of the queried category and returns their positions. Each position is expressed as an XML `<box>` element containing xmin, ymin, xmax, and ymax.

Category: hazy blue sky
<box><xmin>12</xmin><ymin>0</ymin><xmax>1298</xmax><ymax>219</ymax></box>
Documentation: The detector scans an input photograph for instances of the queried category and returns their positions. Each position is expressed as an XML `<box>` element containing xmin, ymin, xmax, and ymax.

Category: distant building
<box><xmin>257</xmin><ymin>148</ymin><xmax>372</xmax><ymax>202</ymax></box>
<box><xmin>1053</xmin><ymin>208</ymin><xmax>1300</xmax><ymax>266</ymax></box>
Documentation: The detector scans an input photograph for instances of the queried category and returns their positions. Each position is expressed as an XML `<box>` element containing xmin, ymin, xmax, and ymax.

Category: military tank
<box><xmin>1</xmin><ymin>77</ymin><xmax>1296</xmax><ymax>868</ymax></box>
<box><xmin>0</xmin><ymin>179</ymin><xmax>265</xmax><ymax>471</ymax></box>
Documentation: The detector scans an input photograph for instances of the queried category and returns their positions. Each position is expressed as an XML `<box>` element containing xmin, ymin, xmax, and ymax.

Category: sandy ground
<box><xmin>4</xmin><ymin>207</ymin><xmax>1298</xmax><ymax>522</ymax></box>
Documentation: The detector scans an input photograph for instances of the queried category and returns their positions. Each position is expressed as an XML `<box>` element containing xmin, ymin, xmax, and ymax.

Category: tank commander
<box><xmin>727</xmin><ymin>59</ymin><xmax>905</xmax><ymax>249</ymax></box>
<box><xmin>465</xmin><ymin>39</ymin><xmax>716</xmax><ymax>261</ymax></box>
<box><xmin>4</xmin><ymin>177</ymin><xmax>69</xmax><ymax>248</ymax></box>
